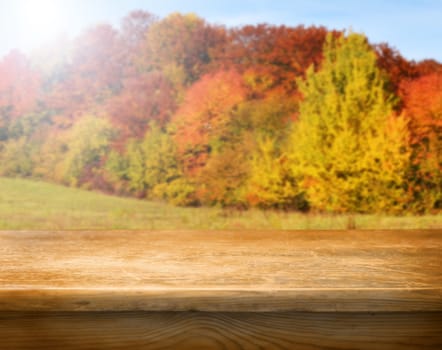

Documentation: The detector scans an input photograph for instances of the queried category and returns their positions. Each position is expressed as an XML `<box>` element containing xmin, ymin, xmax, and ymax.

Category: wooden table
<box><xmin>1</xmin><ymin>230</ymin><xmax>441</xmax><ymax>349</ymax></box>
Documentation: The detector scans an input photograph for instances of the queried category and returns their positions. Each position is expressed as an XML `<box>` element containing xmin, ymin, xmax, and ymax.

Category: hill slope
<box><xmin>0</xmin><ymin>177</ymin><xmax>440</xmax><ymax>230</ymax></box>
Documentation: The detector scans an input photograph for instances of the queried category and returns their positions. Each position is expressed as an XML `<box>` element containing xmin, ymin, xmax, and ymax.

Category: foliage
<box><xmin>152</xmin><ymin>178</ymin><xmax>198</xmax><ymax>206</ymax></box>
<box><xmin>232</xmin><ymin>94</ymin><xmax>297</xmax><ymax>141</ymax></box>
<box><xmin>401</xmin><ymin>72</ymin><xmax>442</xmax><ymax>212</ymax></box>
<box><xmin>289</xmin><ymin>33</ymin><xmax>411</xmax><ymax>213</ymax></box>
<box><xmin>120</xmin><ymin>10</ymin><xmax>157</xmax><ymax>66</ymax></box>
<box><xmin>0</xmin><ymin>11</ymin><xmax>439</xmax><ymax>215</ymax></box>
<box><xmin>114</xmin><ymin>122</ymin><xmax>183</xmax><ymax>200</ymax></box>
<box><xmin>125</xmin><ymin>138</ymin><xmax>146</xmax><ymax>194</ymax></box>
<box><xmin>142</xmin><ymin>123</ymin><xmax>181</xmax><ymax>196</ymax></box>
<box><xmin>247</xmin><ymin>136</ymin><xmax>307</xmax><ymax>210</ymax></box>
<box><xmin>197</xmin><ymin>145</ymin><xmax>250</xmax><ymax>207</ymax></box>
<box><xmin>61</xmin><ymin>115</ymin><xmax>114</xmax><ymax>186</ymax></box>
<box><xmin>106</xmin><ymin>71</ymin><xmax>175</xmax><ymax>142</ymax></box>
<box><xmin>172</xmin><ymin>69</ymin><xmax>246</xmax><ymax>176</ymax></box>
<box><xmin>145</xmin><ymin>13</ymin><xmax>226</xmax><ymax>88</ymax></box>
<box><xmin>217</xmin><ymin>24</ymin><xmax>333</xmax><ymax>95</ymax></box>
<box><xmin>0</xmin><ymin>112</ymin><xmax>52</xmax><ymax>177</ymax></box>
<box><xmin>374</xmin><ymin>43</ymin><xmax>417</xmax><ymax>98</ymax></box>
<box><xmin>0</xmin><ymin>50</ymin><xmax>41</xmax><ymax>119</ymax></box>
<box><xmin>0</xmin><ymin>137</ymin><xmax>34</xmax><ymax>176</ymax></box>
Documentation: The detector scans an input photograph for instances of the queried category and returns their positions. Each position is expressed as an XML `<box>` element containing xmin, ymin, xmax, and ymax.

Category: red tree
<box><xmin>119</xmin><ymin>10</ymin><xmax>157</xmax><ymax>71</ymax></box>
<box><xmin>374</xmin><ymin>43</ymin><xmax>417</xmax><ymax>98</ymax></box>
<box><xmin>45</xmin><ymin>24</ymin><xmax>123</xmax><ymax>125</ymax></box>
<box><xmin>214</xmin><ymin>24</ymin><xmax>334</xmax><ymax>95</ymax></box>
<box><xmin>415</xmin><ymin>59</ymin><xmax>442</xmax><ymax>77</ymax></box>
<box><xmin>0</xmin><ymin>50</ymin><xmax>41</xmax><ymax>119</ymax></box>
<box><xmin>107</xmin><ymin>71</ymin><xmax>176</xmax><ymax>145</ymax></box>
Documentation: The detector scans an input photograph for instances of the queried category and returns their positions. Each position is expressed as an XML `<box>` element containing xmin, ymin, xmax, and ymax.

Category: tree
<box><xmin>374</xmin><ymin>43</ymin><xmax>416</xmax><ymax>99</ymax></box>
<box><xmin>106</xmin><ymin>71</ymin><xmax>176</xmax><ymax>143</ymax></box>
<box><xmin>228</xmin><ymin>96</ymin><xmax>301</xmax><ymax>208</ymax></box>
<box><xmin>400</xmin><ymin>72</ymin><xmax>442</xmax><ymax>212</ymax></box>
<box><xmin>120</xmin><ymin>10</ymin><xmax>157</xmax><ymax>65</ymax></box>
<box><xmin>142</xmin><ymin>122</ymin><xmax>181</xmax><ymax>196</ymax></box>
<box><xmin>33</xmin><ymin>128</ymin><xmax>71</xmax><ymax>183</ymax></box>
<box><xmin>216</xmin><ymin>24</ymin><xmax>334</xmax><ymax>95</ymax></box>
<box><xmin>289</xmin><ymin>33</ymin><xmax>411</xmax><ymax>213</ymax></box>
<box><xmin>30</xmin><ymin>35</ymin><xmax>72</xmax><ymax>94</ymax></box>
<box><xmin>0</xmin><ymin>112</ymin><xmax>52</xmax><ymax>178</ymax></box>
<box><xmin>71</xmin><ymin>24</ymin><xmax>123</xmax><ymax>100</ymax></box>
<box><xmin>119</xmin><ymin>123</ymin><xmax>182</xmax><ymax>200</ymax></box>
<box><xmin>197</xmin><ymin>144</ymin><xmax>250</xmax><ymax>207</ymax></box>
<box><xmin>104</xmin><ymin>149</ymin><xmax>129</xmax><ymax>194</ymax></box>
<box><xmin>414</xmin><ymin>59</ymin><xmax>442</xmax><ymax>77</ymax></box>
<box><xmin>144</xmin><ymin>13</ymin><xmax>226</xmax><ymax>89</ymax></box>
<box><xmin>45</xmin><ymin>24</ymin><xmax>123</xmax><ymax>123</ymax></box>
<box><xmin>0</xmin><ymin>137</ymin><xmax>34</xmax><ymax>176</ymax></box>
<box><xmin>247</xmin><ymin>135</ymin><xmax>307</xmax><ymax>210</ymax></box>
<box><xmin>232</xmin><ymin>94</ymin><xmax>297</xmax><ymax>142</ymax></box>
<box><xmin>0</xmin><ymin>50</ymin><xmax>41</xmax><ymax>120</ymax></box>
<box><xmin>60</xmin><ymin>116</ymin><xmax>114</xmax><ymax>187</ymax></box>
<box><xmin>125</xmin><ymin>138</ymin><xmax>146</xmax><ymax>195</ymax></box>
<box><xmin>172</xmin><ymin>69</ymin><xmax>246</xmax><ymax>176</ymax></box>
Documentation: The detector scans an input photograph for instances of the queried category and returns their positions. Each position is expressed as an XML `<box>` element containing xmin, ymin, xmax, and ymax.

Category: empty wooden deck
<box><xmin>1</xmin><ymin>230</ymin><xmax>441</xmax><ymax>349</ymax></box>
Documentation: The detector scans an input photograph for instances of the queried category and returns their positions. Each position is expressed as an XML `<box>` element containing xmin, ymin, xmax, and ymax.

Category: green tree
<box><xmin>126</xmin><ymin>139</ymin><xmax>146</xmax><ymax>194</ymax></box>
<box><xmin>0</xmin><ymin>112</ymin><xmax>53</xmax><ymax>178</ymax></box>
<box><xmin>61</xmin><ymin>116</ymin><xmax>114</xmax><ymax>187</ymax></box>
<box><xmin>289</xmin><ymin>33</ymin><xmax>411</xmax><ymax>213</ymax></box>
<box><xmin>143</xmin><ymin>122</ymin><xmax>181</xmax><ymax>196</ymax></box>
<box><xmin>104</xmin><ymin>150</ymin><xmax>130</xmax><ymax>194</ymax></box>
<box><xmin>0</xmin><ymin>137</ymin><xmax>34</xmax><ymax>176</ymax></box>
<box><xmin>124</xmin><ymin>123</ymin><xmax>183</xmax><ymax>200</ymax></box>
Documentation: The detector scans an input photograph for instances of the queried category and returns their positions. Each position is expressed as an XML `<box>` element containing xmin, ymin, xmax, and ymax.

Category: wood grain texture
<box><xmin>1</xmin><ymin>230</ymin><xmax>441</xmax><ymax>312</ymax></box>
<box><xmin>1</xmin><ymin>311</ymin><xmax>441</xmax><ymax>350</ymax></box>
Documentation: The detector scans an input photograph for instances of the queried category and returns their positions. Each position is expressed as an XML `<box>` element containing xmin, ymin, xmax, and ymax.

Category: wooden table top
<box><xmin>1</xmin><ymin>230</ymin><xmax>441</xmax><ymax>312</ymax></box>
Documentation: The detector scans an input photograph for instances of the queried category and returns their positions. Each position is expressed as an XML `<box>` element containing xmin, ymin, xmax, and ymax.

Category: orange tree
<box><xmin>400</xmin><ymin>72</ymin><xmax>442</xmax><ymax>212</ymax></box>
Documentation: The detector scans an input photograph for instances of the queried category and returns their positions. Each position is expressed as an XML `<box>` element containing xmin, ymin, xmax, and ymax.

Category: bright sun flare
<box><xmin>19</xmin><ymin>0</ymin><xmax>65</xmax><ymax>43</ymax></box>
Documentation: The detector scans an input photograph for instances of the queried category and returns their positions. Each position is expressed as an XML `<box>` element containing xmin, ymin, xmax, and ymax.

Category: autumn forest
<box><xmin>0</xmin><ymin>11</ymin><xmax>441</xmax><ymax>214</ymax></box>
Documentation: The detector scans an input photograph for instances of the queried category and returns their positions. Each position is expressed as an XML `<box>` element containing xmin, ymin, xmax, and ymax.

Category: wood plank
<box><xmin>1</xmin><ymin>311</ymin><xmax>441</xmax><ymax>350</ymax></box>
<box><xmin>1</xmin><ymin>230</ymin><xmax>441</xmax><ymax>312</ymax></box>
<box><xmin>1</xmin><ymin>288</ymin><xmax>441</xmax><ymax>312</ymax></box>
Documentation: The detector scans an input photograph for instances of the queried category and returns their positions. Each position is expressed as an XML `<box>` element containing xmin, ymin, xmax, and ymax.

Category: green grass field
<box><xmin>0</xmin><ymin>177</ymin><xmax>440</xmax><ymax>230</ymax></box>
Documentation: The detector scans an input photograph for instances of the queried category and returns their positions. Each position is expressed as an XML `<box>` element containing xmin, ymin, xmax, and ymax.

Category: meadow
<box><xmin>0</xmin><ymin>177</ymin><xmax>440</xmax><ymax>231</ymax></box>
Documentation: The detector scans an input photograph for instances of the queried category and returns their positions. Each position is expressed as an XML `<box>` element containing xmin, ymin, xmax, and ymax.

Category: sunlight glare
<box><xmin>18</xmin><ymin>0</ymin><xmax>66</xmax><ymax>45</ymax></box>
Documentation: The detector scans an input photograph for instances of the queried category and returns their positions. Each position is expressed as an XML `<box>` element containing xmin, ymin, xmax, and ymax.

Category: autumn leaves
<box><xmin>0</xmin><ymin>12</ymin><xmax>440</xmax><ymax>213</ymax></box>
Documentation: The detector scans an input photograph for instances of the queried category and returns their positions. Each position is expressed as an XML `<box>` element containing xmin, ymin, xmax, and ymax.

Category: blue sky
<box><xmin>0</xmin><ymin>0</ymin><xmax>440</xmax><ymax>62</ymax></box>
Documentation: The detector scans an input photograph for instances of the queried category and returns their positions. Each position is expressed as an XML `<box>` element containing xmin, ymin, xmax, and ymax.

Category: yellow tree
<box><xmin>247</xmin><ymin>135</ymin><xmax>307</xmax><ymax>210</ymax></box>
<box><xmin>289</xmin><ymin>33</ymin><xmax>411</xmax><ymax>213</ymax></box>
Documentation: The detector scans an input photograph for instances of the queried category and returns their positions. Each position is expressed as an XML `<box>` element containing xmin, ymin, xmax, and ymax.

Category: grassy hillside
<box><xmin>0</xmin><ymin>177</ymin><xmax>440</xmax><ymax>230</ymax></box>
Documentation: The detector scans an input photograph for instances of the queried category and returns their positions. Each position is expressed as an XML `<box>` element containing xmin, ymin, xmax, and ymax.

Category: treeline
<box><xmin>0</xmin><ymin>11</ymin><xmax>440</xmax><ymax>214</ymax></box>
